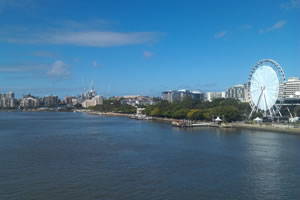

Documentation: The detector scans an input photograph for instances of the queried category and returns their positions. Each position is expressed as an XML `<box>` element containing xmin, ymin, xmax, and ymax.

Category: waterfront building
<box><xmin>39</xmin><ymin>98</ymin><xmax>44</xmax><ymax>107</ymax></box>
<box><xmin>243</xmin><ymin>83</ymin><xmax>250</xmax><ymax>103</ymax></box>
<box><xmin>162</xmin><ymin>91</ymin><xmax>179</xmax><ymax>103</ymax></box>
<box><xmin>7</xmin><ymin>92</ymin><xmax>14</xmax><ymax>99</ymax></box>
<box><xmin>123</xmin><ymin>95</ymin><xmax>140</xmax><ymax>99</ymax></box>
<box><xmin>191</xmin><ymin>90</ymin><xmax>205</xmax><ymax>101</ymax></box>
<box><xmin>136</xmin><ymin>107</ymin><xmax>145</xmax><ymax>115</ymax></box>
<box><xmin>226</xmin><ymin>84</ymin><xmax>245</xmax><ymax>102</ymax></box>
<box><xmin>64</xmin><ymin>96</ymin><xmax>74</xmax><ymax>105</ymax></box>
<box><xmin>283</xmin><ymin>77</ymin><xmax>300</xmax><ymax>99</ymax></box>
<box><xmin>278</xmin><ymin>77</ymin><xmax>300</xmax><ymax>99</ymax></box>
<box><xmin>77</xmin><ymin>93</ymin><xmax>86</xmax><ymax>104</ymax></box>
<box><xmin>120</xmin><ymin>96</ymin><xmax>156</xmax><ymax>106</ymax></box>
<box><xmin>206</xmin><ymin>92</ymin><xmax>226</xmax><ymax>102</ymax></box>
<box><xmin>72</xmin><ymin>98</ymin><xmax>78</xmax><ymax>105</ymax></box>
<box><xmin>77</xmin><ymin>88</ymin><xmax>98</xmax><ymax>104</ymax></box>
<box><xmin>87</xmin><ymin>88</ymin><xmax>97</xmax><ymax>99</ymax></box>
<box><xmin>44</xmin><ymin>95</ymin><xmax>58</xmax><ymax>107</ymax></box>
<box><xmin>177</xmin><ymin>89</ymin><xmax>191</xmax><ymax>101</ymax></box>
<box><xmin>0</xmin><ymin>92</ymin><xmax>16</xmax><ymax>108</ymax></box>
<box><xmin>20</xmin><ymin>94</ymin><xmax>40</xmax><ymax>108</ymax></box>
<box><xmin>82</xmin><ymin>95</ymin><xmax>103</xmax><ymax>108</ymax></box>
<box><xmin>162</xmin><ymin>90</ymin><xmax>205</xmax><ymax>103</ymax></box>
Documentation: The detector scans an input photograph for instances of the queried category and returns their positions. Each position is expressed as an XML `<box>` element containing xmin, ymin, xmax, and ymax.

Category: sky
<box><xmin>0</xmin><ymin>0</ymin><xmax>299</xmax><ymax>98</ymax></box>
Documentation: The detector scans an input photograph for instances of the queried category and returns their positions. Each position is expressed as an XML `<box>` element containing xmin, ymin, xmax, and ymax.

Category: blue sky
<box><xmin>0</xmin><ymin>0</ymin><xmax>299</xmax><ymax>98</ymax></box>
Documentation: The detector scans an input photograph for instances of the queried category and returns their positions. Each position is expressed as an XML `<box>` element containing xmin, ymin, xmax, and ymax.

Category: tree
<box><xmin>295</xmin><ymin>106</ymin><xmax>300</xmax><ymax>117</ymax></box>
<box><xmin>89</xmin><ymin>99</ymin><xmax>136</xmax><ymax>114</ymax></box>
<box><xmin>250</xmin><ymin>112</ymin><xmax>263</xmax><ymax>120</ymax></box>
<box><xmin>187</xmin><ymin>109</ymin><xmax>205</xmax><ymax>120</ymax></box>
<box><xmin>144</xmin><ymin>97</ymin><xmax>247</xmax><ymax>122</ymax></box>
<box><xmin>221</xmin><ymin>106</ymin><xmax>241</xmax><ymax>122</ymax></box>
<box><xmin>150</xmin><ymin>107</ymin><xmax>161</xmax><ymax>116</ymax></box>
<box><xmin>172</xmin><ymin>109</ymin><xmax>188</xmax><ymax>119</ymax></box>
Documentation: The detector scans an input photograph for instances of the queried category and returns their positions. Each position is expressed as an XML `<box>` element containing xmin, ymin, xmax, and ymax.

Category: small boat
<box><xmin>144</xmin><ymin>116</ymin><xmax>152</xmax><ymax>120</ymax></box>
<box><xmin>129</xmin><ymin>114</ymin><xmax>136</xmax><ymax>119</ymax></box>
<box><xmin>172</xmin><ymin>120</ymin><xmax>184</xmax><ymax>127</ymax></box>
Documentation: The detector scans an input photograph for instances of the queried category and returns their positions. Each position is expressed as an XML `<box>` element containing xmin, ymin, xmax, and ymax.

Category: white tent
<box><xmin>215</xmin><ymin>117</ymin><xmax>223</xmax><ymax>122</ymax></box>
<box><xmin>253</xmin><ymin>117</ymin><xmax>263</xmax><ymax>122</ymax></box>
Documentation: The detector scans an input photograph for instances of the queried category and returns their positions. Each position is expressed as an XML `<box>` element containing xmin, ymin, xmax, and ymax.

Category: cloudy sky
<box><xmin>0</xmin><ymin>0</ymin><xmax>299</xmax><ymax>97</ymax></box>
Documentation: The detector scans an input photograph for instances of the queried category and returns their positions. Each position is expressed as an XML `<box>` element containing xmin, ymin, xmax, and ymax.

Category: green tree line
<box><xmin>89</xmin><ymin>99</ymin><xmax>136</xmax><ymax>114</ymax></box>
<box><xmin>88</xmin><ymin>97</ymin><xmax>300</xmax><ymax>122</ymax></box>
<box><xmin>144</xmin><ymin>98</ymin><xmax>251</xmax><ymax>122</ymax></box>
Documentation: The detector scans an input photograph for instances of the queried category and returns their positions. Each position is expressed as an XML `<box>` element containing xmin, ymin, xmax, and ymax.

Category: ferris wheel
<box><xmin>248</xmin><ymin>59</ymin><xmax>286</xmax><ymax>118</ymax></box>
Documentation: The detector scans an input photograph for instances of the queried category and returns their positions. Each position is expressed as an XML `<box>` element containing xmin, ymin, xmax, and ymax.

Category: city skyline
<box><xmin>0</xmin><ymin>0</ymin><xmax>299</xmax><ymax>98</ymax></box>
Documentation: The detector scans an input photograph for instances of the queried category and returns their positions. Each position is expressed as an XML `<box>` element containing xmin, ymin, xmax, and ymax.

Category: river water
<box><xmin>0</xmin><ymin>112</ymin><xmax>299</xmax><ymax>200</ymax></box>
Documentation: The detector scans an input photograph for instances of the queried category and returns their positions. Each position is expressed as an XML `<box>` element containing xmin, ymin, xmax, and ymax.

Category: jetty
<box><xmin>172</xmin><ymin>120</ymin><xmax>211</xmax><ymax>127</ymax></box>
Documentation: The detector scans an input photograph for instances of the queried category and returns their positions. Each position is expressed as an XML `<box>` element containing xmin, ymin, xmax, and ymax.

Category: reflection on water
<box><xmin>0</xmin><ymin>112</ymin><xmax>299</xmax><ymax>200</ymax></box>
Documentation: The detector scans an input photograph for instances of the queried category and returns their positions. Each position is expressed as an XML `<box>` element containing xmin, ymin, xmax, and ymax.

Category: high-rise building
<box><xmin>7</xmin><ymin>92</ymin><xmax>14</xmax><ymax>99</ymax></box>
<box><xmin>226</xmin><ymin>84</ymin><xmax>245</xmax><ymax>102</ymax></box>
<box><xmin>64</xmin><ymin>96</ymin><xmax>74</xmax><ymax>105</ymax></box>
<box><xmin>244</xmin><ymin>83</ymin><xmax>250</xmax><ymax>103</ymax></box>
<box><xmin>44</xmin><ymin>95</ymin><xmax>58</xmax><ymax>107</ymax></box>
<box><xmin>0</xmin><ymin>92</ymin><xmax>16</xmax><ymax>108</ymax></box>
<box><xmin>162</xmin><ymin>91</ymin><xmax>180</xmax><ymax>103</ymax></box>
<box><xmin>190</xmin><ymin>90</ymin><xmax>205</xmax><ymax>101</ymax></box>
<box><xmin>20</xmin><ymin>94</ymin><xmax>40</xmax><ymax>108</ymax></box>
<box><xmin>82</xmin><ymin>95</ymin><xmax>103</xmax><ymax>108</ymax></box>
<box><xmin>285</xmin><ymin>77</ymin><xmax>300</xmax><ymax>99</ymax></box>
<box><xmin>162</xmin><ymin>90</ymin><xmax>205</xmax><ymax>103</ymax></box>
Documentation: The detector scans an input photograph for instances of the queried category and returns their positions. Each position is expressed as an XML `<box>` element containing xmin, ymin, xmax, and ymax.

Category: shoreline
<box><xmin>82</xmin><ymin>110</ymin><xmax>300</xmax><ymax>135</ymax></box>
<box><xmin>230</xmin><ymin>123</ymin><xmax>300</xmax><ymax>135</ymax></box>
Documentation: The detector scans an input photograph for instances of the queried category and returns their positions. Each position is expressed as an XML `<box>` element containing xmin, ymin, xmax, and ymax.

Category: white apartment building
<box><xmin>82</xmin><ymin>95</ymin><xmax>103</xmax><ymax>108</ymax></box>
<box><xmin>20</xmin><ymin>96</ymin><xmax>40</xmax><ymax>108</ymax></box>
<box><xmin>285</xmin><ymin>77</ymin><xmax>300</xmax><ymax>98</ymax></box>
<box><xmin>279</xmin><ymin>77</ymin><xmax>300</xmax><ymax>99</ymax></box>
<box><xmin>0</xmin><ymin>92</ymin><xmax>16</xmax><ymax>108</ymax></box>
<box><xmin>226</xmin><ymin>84</ymin><xmax>245</xmax><ymax>102</ymax></box>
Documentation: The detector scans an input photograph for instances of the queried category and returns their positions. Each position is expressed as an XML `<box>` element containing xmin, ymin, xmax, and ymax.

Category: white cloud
<box><xmin>280</xmin><ymin>0</ymin><xmax>300</xmax><ymax>9</ymax></box>
<box><xmin>273</xmin><ymin>20</ymin><xmax>287</xmax><ymax>29</ymax></box>
<box><xmin>260</xmin><ymin>20</ymin><xmax>287</xmax><ymax>33</ymax></box>
<box><xmin>0</xmin><ymin>19</ymin><xmax>163</xmax><ymax>47</ymax></box>
<box><xmin>215</xmin><ymin>31</ymin><xmax>228</xmax><ymax>39</ymax></box>
<box><xmin>144</xmin><ymin>51</ymin><xmax>153</xmax><ymax>58</ymax></box>
<box><xmin>49</xmin><ymin>31</ymin><xmax>159</xmax><ymax>47</ymax></box>
<box><xmin>0</xmin><ymin>63</ymin><xmax>47</xmax><ymax>73</ymax></box>
<box><xmin>47</xmin><ymin>60</ymin><xmax>71</xmax><ymax>79</ymax></box>
<box><xmin>2</xmin><ymin>30</ymin><xmax>162</xmax><ymax>47</ymax></box>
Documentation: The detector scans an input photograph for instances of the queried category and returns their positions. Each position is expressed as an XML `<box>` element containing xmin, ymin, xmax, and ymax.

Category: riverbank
<box><xmin>82</xmin><ymin>110</ymin><xmax>300</xmax><ymax>135</ymax></box>
<box><xmin>230</xmin><ymin>123</ymin><xmax>300</xmax><ymax>134</ymax></box>
<box><xmin>82</xmin><ymin>110</ymin><xmax>131</xmax><ymax>117</ymax></box>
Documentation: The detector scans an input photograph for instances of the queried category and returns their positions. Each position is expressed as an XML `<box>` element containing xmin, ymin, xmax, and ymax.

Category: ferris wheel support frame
<box><xmin>248</xmin><ymin>59</ymin><xmax>286</xmax><ymax>119</ymax></box>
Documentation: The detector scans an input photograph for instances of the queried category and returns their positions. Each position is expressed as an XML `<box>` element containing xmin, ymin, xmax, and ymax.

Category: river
<box><xmin>0</xmin><ymin>112</ymin><xmax>299</xmax><ymax>200</ymax></box>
